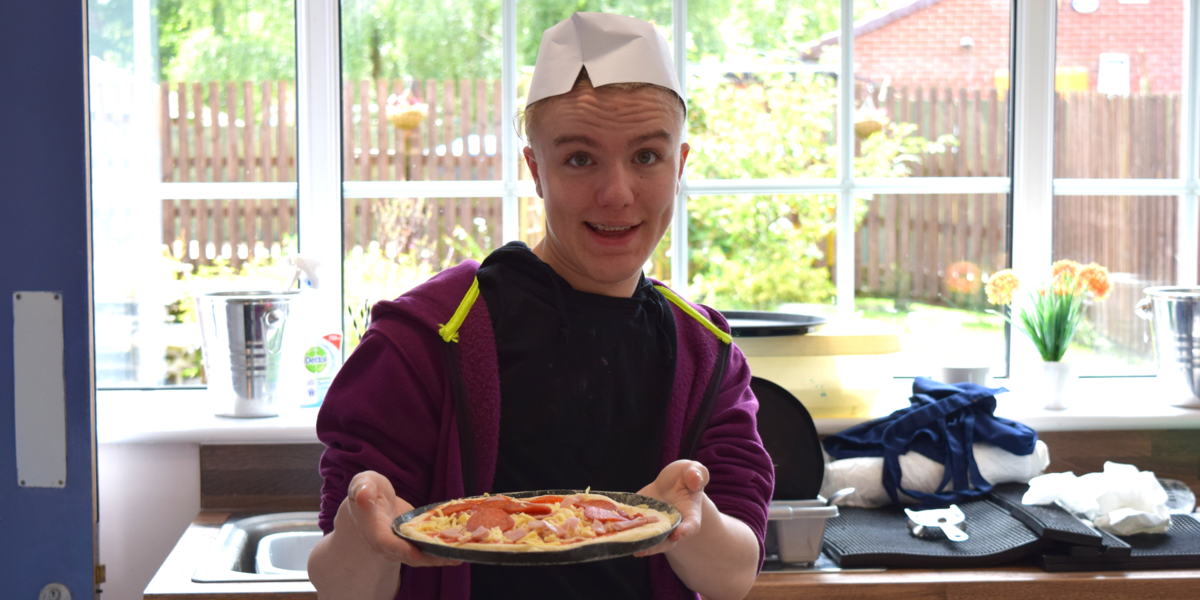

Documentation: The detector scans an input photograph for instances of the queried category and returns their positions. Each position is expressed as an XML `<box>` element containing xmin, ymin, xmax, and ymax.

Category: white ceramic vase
<box><xmin>1041</xmin><ymin>361</ymin><xmax>1073</xmax><ymax>410</ymax></box>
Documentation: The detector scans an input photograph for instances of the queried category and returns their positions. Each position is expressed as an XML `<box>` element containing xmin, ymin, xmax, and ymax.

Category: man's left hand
<box><xmin>633</xmin><ymin>459</ymin><xmax>710</xmax><ymax>557</ymax></box>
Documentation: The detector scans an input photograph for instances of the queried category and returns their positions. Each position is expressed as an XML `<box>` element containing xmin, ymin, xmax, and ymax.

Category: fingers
<box><xmin>633</xmin><ymin>462</ymin><xmax>711</xmax><ymax>559</ymax></box>
<box><xmin>345</xmin><ymin>472</ymin><xmax>461</xmax><ymax>568</ymax></box>
<box><xmin>683</xmin><ymin>463</ymin><xmax>710</xmax><ymax>493</ymax></box>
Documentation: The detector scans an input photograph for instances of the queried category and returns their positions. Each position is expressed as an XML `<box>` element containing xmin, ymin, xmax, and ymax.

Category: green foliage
<box><xmin>1012</xmin><ymin>290</ymin><xmax>1086</xmax><ymax>362</ymax></box>
<box><xmin>89</xmin><ymin>0</ymin><xmax>898</xmax><ymax>83</ymax></box>
<box><xmin>342</xmin><ymin>0</ymin><xmax>502</xmax><ymax>81</ymax></box>
<box><xmin>685</xmin><ymin>70</ymin><xmax>950</xmax><ymax>310</ymax></box>
<box><xmin>89</xmin><ymin>0</ymin><xmax>135</xmax><ymax>70</ymax></box>
<box><xmin>160</xmin><ymin>0</ymin><xmax>296</xmax><ymax>82</ymax></box>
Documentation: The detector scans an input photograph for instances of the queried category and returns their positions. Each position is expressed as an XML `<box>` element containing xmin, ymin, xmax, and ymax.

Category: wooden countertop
<box><xmin>749</xmin><ymin>566</ymin><xmax>1200</xmax><ymax>599</ymax></box>
<box><xmin>148</xmin><ymin>511</ymin><xmax>1200</xmax><ymax>599</ymax></box>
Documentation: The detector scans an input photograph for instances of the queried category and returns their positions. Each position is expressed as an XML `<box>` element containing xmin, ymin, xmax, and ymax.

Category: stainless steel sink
<box><xmin>191</xmin><ymin>511</ymin><xmax>321</xmax><ymax>583</ymax></box>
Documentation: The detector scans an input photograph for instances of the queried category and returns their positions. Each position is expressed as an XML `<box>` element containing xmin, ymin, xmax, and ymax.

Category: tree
<box><xmin>685</xmin><ymin>68</ymin><xmax>953</xmax><ymax>310</ymax></box>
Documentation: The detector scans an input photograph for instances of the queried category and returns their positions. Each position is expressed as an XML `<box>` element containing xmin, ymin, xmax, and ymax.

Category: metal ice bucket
<box><xmin>197</xmin><ymin>291</ymin><xmax>301</xmax><ymax>417</ymax></box>
<box><xmin>1136</xmin><ymin>286</ymin><xmax>1200</xmax><ymax>408</ymax></box>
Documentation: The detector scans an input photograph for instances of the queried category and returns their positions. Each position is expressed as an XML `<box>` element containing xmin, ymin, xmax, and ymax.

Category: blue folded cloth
<box><xmin>822</xmin><ymin>377</ymin><xmax>1037</xmax><ymax>508</ymax></box>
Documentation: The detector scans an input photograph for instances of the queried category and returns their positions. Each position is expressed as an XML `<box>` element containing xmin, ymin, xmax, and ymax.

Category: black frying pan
<box><xmin>392</xmin><ymin>490</ymin><xmax>681</xmax><ymax>565</ymax></box>
<box><xmin>751</xmin><ymin>376</ymin><xmax>825</xmax><ymax>500</ymax></box>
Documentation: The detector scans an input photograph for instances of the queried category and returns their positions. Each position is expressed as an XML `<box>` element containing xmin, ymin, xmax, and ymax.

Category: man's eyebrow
<box><xmin>628</xmin><ymin>130</ymin><xmax>673</xmax><ymax>148</ymax></box>
<box><xmin>552</xmin><ymin>134</ymin><xmax>600</xmax><ymax>148</ymax></box>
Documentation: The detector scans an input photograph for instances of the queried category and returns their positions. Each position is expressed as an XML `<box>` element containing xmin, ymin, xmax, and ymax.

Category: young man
<box><xmin>307</xmin><ymin>13</ymin><xmax>773</xmax><ymax>600</ymax></box>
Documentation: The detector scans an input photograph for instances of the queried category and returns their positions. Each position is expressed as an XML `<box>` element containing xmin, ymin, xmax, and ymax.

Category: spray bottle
<box><xmin>287</xmin><ymin>255</ymin><xmax>343</xmax><ymax>408</ymax></box>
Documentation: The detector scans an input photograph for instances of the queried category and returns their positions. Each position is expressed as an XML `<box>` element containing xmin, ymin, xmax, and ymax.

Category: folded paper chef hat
<box><xmin>526</xmin><ymin>12</ymin><xmax>684</xmax><ymax>110</ymax></box>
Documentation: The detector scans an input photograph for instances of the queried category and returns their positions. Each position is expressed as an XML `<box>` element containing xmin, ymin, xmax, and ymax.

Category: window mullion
<box><xmin>1009</xmin><ymin>0</ymin><xmax>1057</xmax><ymax>370</ymax></box>
<box><xmin>1179</xmin><ymin>0</ymin><xmax>1200</xmax><ymax>286</ymax></box>
<box><xmin>672</xmin><ymin>0</ymin><xmax>689</xmax><ymax>291</ymax></box>
<box><xmin>502</xmin><ymin>0</ymin><xmax>519</xmax><ymax>243</ymax></box>
<box><xmin>836</xmin><ymin>0</ymin><xmax>855</xmax><ymax>317</ymax></box>
<box><xmin>296</xmin><ymin>0</ymin><xmax>344</xmax><ymax>332</ymax></box>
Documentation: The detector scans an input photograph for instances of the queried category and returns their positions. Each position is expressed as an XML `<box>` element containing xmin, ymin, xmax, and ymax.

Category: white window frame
<box><xmin>151</xmin><ymin>0</ymin><xmax>1200</xmax><ymax>377</ymax></box>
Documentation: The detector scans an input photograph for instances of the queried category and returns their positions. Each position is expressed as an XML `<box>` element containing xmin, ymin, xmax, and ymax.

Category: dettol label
<box><xmin>302</xmin><ymin>333</ymin><xmax>342</xmax><ymax>408</ymax></box>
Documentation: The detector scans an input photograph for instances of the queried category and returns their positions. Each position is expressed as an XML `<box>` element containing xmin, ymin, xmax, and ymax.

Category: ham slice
<box><xmin>471</xmin><ymin>526</ymin><xmax>491</xmax><ymax>541</ymax></box>
<box><xmin>436</xmin><ymin>526</ymin><xmax>464</xmax><ymax>541</ymax></box>
<box><xmin>584</xmin><ymin>506</ymin><xmax>628</xmax><ymax>523</ymax></box>
<box><xmin>503</xmin><ymin>528</ymin><xmax>528</xmax><ymax>542</ymax></box>
<box><xmin>592</xmin><ymin>521</ymin><xmax>606</xmax><ymax>535</ymax></box>
<box><xmin>606</xmin><ymin>516</ymin><xmax>653</xmax><ymax>533</ymax></box>
<box><xmin>544</xmin><ymin>520</ymin><xmax>568</xmax><ymax>538</ymax></box>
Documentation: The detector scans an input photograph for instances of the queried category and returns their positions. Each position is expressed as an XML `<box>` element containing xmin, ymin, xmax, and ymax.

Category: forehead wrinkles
<box><xmin>535</xmin><ymin>88</ymin><xmax>680</xmax><ymax>146</ymax></box>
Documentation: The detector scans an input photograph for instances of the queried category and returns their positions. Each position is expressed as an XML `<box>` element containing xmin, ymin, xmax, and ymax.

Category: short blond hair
<box><xmin>518</xmin><ymin>68</ymin><xmax>686</xmax><ymax>143</ymax></box>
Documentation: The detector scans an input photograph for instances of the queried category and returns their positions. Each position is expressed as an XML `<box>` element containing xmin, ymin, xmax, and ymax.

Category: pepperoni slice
<box><xmin>528</xmin><ymin>495</ymin><xmax>564</xmax><ymax>504</ymax></box>
<box><xmin>437</xmin><ymin>502</ymin><xmax>475</xmax><ymax>516</ymax></box>
<box><xmin>583</xmin><ymin>506</ymin><xmax>628</xmax><ymax>523</ymax></box>
<box><xmin>466</xmin><ymin>507</ymin><xmax>514</xmax><ymax>532</ymax></box>
<box><xmin>500</xmin><ymin>501</ymin><xmax>552</xmax><ymax>516</ymax></box>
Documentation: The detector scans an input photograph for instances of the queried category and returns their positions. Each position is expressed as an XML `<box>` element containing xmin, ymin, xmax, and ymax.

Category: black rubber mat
<box><xmin>1037</xmin><ymin>514</ymin><xmax>1200</xmax><ymax>572</ymax></box>
<box><xmin>989</xmin><ymin>482</ymin><xmax>1103</xmax><ymax>546</ymax></box>
<box><xmin>822</xmin><ymin>499</ymin><xmax>1045</xmax><ymax>568</ymax></box>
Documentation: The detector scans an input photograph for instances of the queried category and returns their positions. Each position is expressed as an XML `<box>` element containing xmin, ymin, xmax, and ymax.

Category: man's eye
<box><xmin>634</xmin><ymin>150</ymin><xmax>659</xmax><ymax>165</ymax></box>
<box><xmin>568</xmin><ymin>154</ymin><xmax>592</xmax><ymax>167</ymax></box>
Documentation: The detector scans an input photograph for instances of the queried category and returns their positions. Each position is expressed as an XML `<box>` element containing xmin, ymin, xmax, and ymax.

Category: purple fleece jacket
<box><xmin>316</xmin><ymin>260</ymin><xmax>774</xmax><ymax>600</ymax></box>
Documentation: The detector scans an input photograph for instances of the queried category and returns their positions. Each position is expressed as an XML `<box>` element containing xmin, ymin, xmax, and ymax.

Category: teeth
<box><xmin>590</xmin><ymin>223</ymin><xmax>632</xmax><ymax>232</ymax></box>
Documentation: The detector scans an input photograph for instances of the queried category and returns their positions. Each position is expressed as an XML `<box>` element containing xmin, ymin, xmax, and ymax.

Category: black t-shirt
<box><xmin>469</xmin><ymin>242</ymin><xmax>677</xmax><ymax>600</ymax></box>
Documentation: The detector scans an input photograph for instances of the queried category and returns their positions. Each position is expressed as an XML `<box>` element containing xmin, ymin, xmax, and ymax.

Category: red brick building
<box><xmin>803</xmin><ymin>0</ymin><xmax>1183</xmax><ymax>94</ymax></box>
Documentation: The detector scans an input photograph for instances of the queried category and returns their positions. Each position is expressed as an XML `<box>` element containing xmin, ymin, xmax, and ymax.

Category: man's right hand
<box><xmin>308</xmin><ymin>471</ymin><xmax>459</xmax><ymax>600</ymax></box>
<box><xmin>345</xmin><ymin>470</ymin><xmax>462</xmax><ymax>567</ymax></box>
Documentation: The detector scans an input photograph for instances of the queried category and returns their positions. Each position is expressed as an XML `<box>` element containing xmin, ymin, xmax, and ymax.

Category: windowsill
<box><xmin>97</xmin><ymin>376</ymin><xmax>1200</xmax><ymax>445</ymax></box>
<box><xmin>97</xmin><ymin>388</ymin><xmax>319</xmax><ymax>445</ymax></box>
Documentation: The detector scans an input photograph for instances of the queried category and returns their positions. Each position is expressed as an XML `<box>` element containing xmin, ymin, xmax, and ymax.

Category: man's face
<box><xmin>524</xmin><ymin>84</ymin><xmax>689</xmax><ymax>297</ymax></box>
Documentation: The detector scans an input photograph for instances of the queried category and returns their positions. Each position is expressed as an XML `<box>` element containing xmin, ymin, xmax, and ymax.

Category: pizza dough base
<box><xmin>399</xmin><ymin>494</ymin><xmax>676</xmax><ymax>553</ymax></box>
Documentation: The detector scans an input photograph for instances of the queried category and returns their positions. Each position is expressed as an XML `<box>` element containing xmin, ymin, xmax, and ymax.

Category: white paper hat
<box><xmin>526</xmin><ymin>12</ymin><xmax>684</xmax><ymax>110</ymax></box>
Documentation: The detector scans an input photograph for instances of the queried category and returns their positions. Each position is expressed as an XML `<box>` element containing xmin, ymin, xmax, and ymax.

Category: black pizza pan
<box><xmin>720</xmin><ymin>310</ymin><xmax>828</xmax><ymax>337</ymax></box>
<box><xmin>392</xmin><ymin>490</ymin><xmax>682</xmax><ymax>566</ymax></box>
<box><xmin>751</xmin><ymin>376</ymin><xmax>824</xmax><ymax>500</ymax></box>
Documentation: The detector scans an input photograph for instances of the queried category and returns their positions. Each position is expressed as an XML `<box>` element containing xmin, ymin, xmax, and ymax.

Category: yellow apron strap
<box><xmin>439</xmin><ymin>277</ymin><xmax>481</xmax><ymax>343</ymax></box>
<box><xmin>653</xmin><ymin>285</ymin><xmax>732</xmax><ymax>345</ymax></box>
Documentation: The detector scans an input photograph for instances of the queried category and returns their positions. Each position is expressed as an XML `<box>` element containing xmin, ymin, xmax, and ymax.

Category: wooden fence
<box><xmin>158</xmin><ymin>79</ymin><xmax>511</xmax><ymax>268</ymax></box>
<box><xmin>853</xmin><ymin>86</ymin><xmax>1010</xmax><ymax>306</ymax></box>
<box><xmin>852</xmin><ymin>87</ymin><xmax>1181</xmax><ymax>356</ymax></box>
<box><xmin>1050</xmin><ymin>91</ymin><xmax>1181</xmax><ymax>355</ymax></box>
<box><xmin>152</xmin><ymin>79</ymin><xmax>1182</xmax><ymax>354</ymax></box>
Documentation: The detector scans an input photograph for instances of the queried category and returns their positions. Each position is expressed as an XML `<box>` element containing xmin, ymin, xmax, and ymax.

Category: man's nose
<box><xmin>596</xmin><ymin>163</ymin><xmax>636</xmax><ymax>208</ymax></box>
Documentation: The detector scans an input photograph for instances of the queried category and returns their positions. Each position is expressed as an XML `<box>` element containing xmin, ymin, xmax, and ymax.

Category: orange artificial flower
<box><xmin>1051</xmin><ymin>260</ymin><xmax>1080</xmax><ymax>280</ymax></box>
<box><xmin>1077</xmin><ymin>262</ymin><xmax>1111</xmax><ymax>300</ymax></box>
<box><xmin>985</xmin><ymin>269</ymin><xmax>1020</xmax><ymax>306</ymax></box>
<box><xmin>1050</xmin><ymin>260</ymin><xmax>1082</xmax><ymax>296</ymax></box>
<box><xmin>945</xmin><ymin>261</ymin><xmax>983</xmax><ymax>294</ymax></box>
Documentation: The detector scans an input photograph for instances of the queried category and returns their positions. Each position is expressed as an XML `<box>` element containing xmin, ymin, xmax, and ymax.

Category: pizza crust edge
<box><xmin>398</xmin><ymin>494</ymin><xmax>677</xmax><ymax>553</ymax></box>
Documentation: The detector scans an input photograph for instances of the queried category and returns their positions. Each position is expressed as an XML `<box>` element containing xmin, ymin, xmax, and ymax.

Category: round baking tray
<box><xmin>392</xmin><ymin>490</ymin><xmax>681</xmax><ymax>565</ymax></box>
<box><xmin>721</xmin><ymin>311</ymin><xmax>828</xmax><ymax>337</ymax></box>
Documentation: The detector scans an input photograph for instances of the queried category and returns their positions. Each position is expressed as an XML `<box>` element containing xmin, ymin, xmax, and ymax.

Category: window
<box><xmin>86</xmin><ymin>0</ymin><xmax>1200</xmax><ymax>390</ymax></box>
<box><xmin>89</xmin><ymin>0</ymin><xmax>297</xmax><ymax>387</ymax></box>
<box><xmin>1050</xmin><ymin>0</ymin><xmax>1189</xmax><ymax>376</ymax></box>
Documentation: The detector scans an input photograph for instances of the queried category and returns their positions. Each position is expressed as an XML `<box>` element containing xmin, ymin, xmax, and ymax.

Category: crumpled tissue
<box><xmin>819</xmin><ymin>440</ymin><xmax>1050</xmax><ymax>507</ymax></box>
<box><xmin>1022</xmin><ymin>462</ymin><xmax>1172</xmax><ymax>536</ymax></box>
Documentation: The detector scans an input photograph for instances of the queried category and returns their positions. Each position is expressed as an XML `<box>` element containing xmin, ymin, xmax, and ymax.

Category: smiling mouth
<box><xmin>587</xmin><ymin>222</ymin><xmax>636</xmax><ymax>234</ymax></box>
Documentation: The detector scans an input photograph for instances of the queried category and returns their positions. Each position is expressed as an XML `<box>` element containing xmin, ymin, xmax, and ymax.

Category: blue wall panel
<box><xmin>0</xmin><ymin>0</ymin><xmax>97</xmax><ymax>597</ymax></box>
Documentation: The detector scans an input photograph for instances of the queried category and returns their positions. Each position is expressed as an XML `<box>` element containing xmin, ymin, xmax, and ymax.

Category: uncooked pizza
<box><xmin>398</xmin><ymin>491</ymin><xmax>675</xmax><ymax>552</ymax></box>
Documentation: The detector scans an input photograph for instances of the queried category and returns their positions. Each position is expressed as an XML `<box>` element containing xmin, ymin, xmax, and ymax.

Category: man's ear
<box><xmin>523</xmin><ymin>146</ymin><xmax>544</xmax><ymax>198</ymax></box>
<box><xmin>676</xmin><ymin>142</ymin><xmax>690</xmax><ymax>193</ymax></box>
